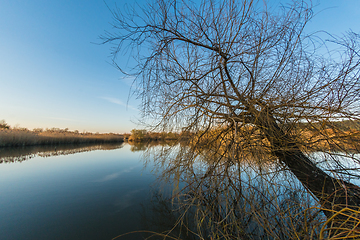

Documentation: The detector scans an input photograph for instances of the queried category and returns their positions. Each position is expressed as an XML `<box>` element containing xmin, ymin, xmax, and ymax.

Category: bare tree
<box><xmin>103</xmin><ymin>0</ymin><xmax>360</xmax><ymax>233</ymax></box>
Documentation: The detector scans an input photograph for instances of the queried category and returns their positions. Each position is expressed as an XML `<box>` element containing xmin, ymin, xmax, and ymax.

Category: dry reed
<box><xmin>0</xmin><ymin>129</ymin><xmax>124</xmax><ymax>148</ymax></box>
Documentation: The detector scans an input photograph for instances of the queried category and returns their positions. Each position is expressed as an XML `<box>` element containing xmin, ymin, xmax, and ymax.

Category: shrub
<box><xmin>0</xmin><ymin>120</ymin><xmax>10</xmax><ymax>129</ymax></box>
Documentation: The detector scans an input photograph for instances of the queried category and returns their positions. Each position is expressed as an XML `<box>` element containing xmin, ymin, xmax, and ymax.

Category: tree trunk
<box><xmin>258</xmin><ymin>112</ymin><xmax>360</xmax><ymax>219</ymax></box>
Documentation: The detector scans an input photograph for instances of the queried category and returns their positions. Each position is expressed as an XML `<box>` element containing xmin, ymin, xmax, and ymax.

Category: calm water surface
<box><xmin>0</xmin><ymin>144</ymin><xmax>163</xmax><ymax>240</ymax></box>
<box><xmin>2</xmin><ymin>143</ymin><xmax>357</xmax><ymax>239</ymax></box>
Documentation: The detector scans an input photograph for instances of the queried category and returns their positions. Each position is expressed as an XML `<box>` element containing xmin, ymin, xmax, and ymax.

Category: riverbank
<box><xmin>0</xmin><ymin>128</ymin><xmax>124</xmax><ymax>148</ymax></box>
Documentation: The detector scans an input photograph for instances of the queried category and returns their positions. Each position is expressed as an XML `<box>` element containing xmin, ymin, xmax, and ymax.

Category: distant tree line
<box><xmin>128</xmin><ymin>129</ymin><xmax>192</xmax><ymax>142</ymax></box>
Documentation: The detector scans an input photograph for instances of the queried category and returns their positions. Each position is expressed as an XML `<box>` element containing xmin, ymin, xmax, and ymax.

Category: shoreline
<box><xmin>0</xmin><ymin>128</ymin><xmax>125</xmax><ymax>148</ymax></box>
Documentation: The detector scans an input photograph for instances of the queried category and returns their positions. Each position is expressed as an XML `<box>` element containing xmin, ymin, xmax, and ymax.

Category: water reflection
<box><xmin>129</xmin><ymin>140</ymin><xmax>179</xmax><ymax>152</ymax></box>
<box><xmin>0</xmin><ymin>143</ymin><xmax>159</xmax><ymax>240</ymax></box>
<box><xmin>0</xmin><ymin>141</ymin><xmax>354</xmax><ymax>239</ymax></box>
<box><xmin>138</xmin><ymin>143</ymin><xmax>326</xmax><ymax>240</ymax></box>
<box><xmin>0</xmin><ymin>143</ymin><xmax>124</xmax><ymax>163</ymax></box>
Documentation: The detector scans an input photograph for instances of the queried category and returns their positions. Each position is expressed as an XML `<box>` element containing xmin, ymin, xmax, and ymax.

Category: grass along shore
<box><xmin>0</xmin><ymin>128</ymin><xmax>125</xmax><ymax>148</ymax></box>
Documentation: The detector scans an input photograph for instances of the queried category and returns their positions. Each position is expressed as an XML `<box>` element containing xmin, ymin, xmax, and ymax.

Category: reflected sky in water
<box><xmin>0</xmin><ymin>144</ymin><xmax>157</xmax><ymax>240</ymax></box>
<box><xmin>2</xmin><ymin>142</ymin><xmax>354</xmax><ymax>239</ymax></box>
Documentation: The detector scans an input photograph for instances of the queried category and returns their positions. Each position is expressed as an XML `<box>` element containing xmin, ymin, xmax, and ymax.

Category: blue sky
<box><xmin>0</xmin><ymin>0</ymin><xmax>359</xmax><ymax>133</ymax></box>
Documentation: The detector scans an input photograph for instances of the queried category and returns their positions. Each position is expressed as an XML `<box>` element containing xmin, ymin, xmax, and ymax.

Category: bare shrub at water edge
<box><xmin>103</xmin><ymin>0</ymin><xmax>360</xmax><ymax>238</ymax></box>
<box><xmin>128</xmin><ymin>129</ymin><xmax>188</xmax><ymax>142</ymax></box>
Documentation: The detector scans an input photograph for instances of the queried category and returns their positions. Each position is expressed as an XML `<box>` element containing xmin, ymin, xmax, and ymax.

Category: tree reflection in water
<box><xmin>138</xmin><ymin>143</ymin><xmax>326</xmax><ymax>240</ymax></box>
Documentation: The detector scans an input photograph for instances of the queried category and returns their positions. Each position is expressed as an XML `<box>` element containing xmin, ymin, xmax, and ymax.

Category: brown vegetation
<box><xmin>128</xmin><ymin>129</ymin><xmax>192</xmax><ymax>142</ymax></box>
<box><xmin>193</xmin><ymin>121</ymin><xmax>360</xmax><ymax>154</ymax></box>
<box><xmin>0</xmin><ymin>127</ymin><xmax>124</xmax><ymax>148</ymax></box>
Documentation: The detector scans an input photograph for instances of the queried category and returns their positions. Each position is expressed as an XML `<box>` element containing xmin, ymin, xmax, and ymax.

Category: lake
<box><xmin>1</xmin><ymin>142</ymin><xmax>358</xmax><ymax>239</ymax></box>
<box><xmin>0</xmin><ymin>143</ymin><xmax>172</xmax><ymax>240</ymax></box>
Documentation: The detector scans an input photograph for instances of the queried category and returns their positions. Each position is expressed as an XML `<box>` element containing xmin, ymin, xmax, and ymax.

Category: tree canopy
<box><xmin>103</xmin><ymin>0</ymin><xmax>360</xmax><ymax>237</ymax></box>
<box><xmin>103</xmin><ymin>0</ymin><xmax>359</xmax><ymax>131</ymax></box>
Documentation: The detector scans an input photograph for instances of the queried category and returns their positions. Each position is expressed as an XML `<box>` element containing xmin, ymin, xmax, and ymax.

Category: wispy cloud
<box><xmin>119</xmin><ymin>75</ymin><xmax>144</xmax><ymax>91</ymax></box>
<box><xmin>101</xmin><ymin>97</ymin><xmax>125</xmax><ymax>106</ymax></box>
<box><xmin>113</xmin><ymin>189</ymin><xmax>144</xmax><ymax>211</ymax></box>
<box><xmin>94</xmin><ymin>172</ymin><xmax>121</xmax><ymax>182</ymax></box>
<box><xmin>46</xmin><ymin>117</ymin><xmax>80</xmax><ymax>122</ymax></box>
<box><xmin>99</xmin><ymin>97</ymin><xmax>137</xmax><ymax>110</ymax></box>
<box><xmin>93</xmin><ymin>167</ymin><xmax>136</xmax><ymax>183</ymax></box>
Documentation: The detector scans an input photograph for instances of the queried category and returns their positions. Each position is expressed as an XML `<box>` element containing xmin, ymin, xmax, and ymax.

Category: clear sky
<box><xmin>0</xmin><ymin>0</ymin><xmax>359</xmax><ymax>133</ymax></box>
